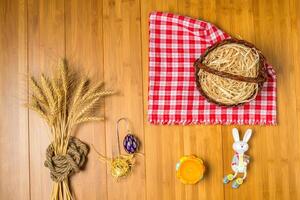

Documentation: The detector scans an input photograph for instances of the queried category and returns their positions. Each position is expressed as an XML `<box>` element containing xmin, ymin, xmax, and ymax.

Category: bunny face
<box><xmin>233</xmin><ymin>141</ymin><xmax>249</xmax><ymax>154</ymax></box>
<box><xmin>232</xmin><ymin>128</ymin><xmax>252</xmax><ymax>154</ymax></box>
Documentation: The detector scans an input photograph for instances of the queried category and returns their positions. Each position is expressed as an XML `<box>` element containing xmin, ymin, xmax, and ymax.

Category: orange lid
<box><xmin>176</xmin><ymin>155</ymin><xmax>205</xmax><ymax>184</ymax></box>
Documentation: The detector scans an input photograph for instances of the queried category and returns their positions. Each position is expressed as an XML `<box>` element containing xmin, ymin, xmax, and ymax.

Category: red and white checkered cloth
<box><xmin>148</xmin><ymin>12</ymin><xmax>277</xmax><ymax>125</ymax></box>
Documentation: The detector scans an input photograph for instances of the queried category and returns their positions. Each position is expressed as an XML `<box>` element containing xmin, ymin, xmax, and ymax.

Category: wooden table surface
<box><xmin>1</xmin><ymin>0</ymin><xmax>300</xmax><ymax>199</ymax></box>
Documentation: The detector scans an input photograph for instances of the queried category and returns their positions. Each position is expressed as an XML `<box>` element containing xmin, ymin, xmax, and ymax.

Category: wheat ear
<box><xmin>28</xmin><ymin>101</ymin><xmax>50</xmax><ymax>125</ymax></box>
<box><xmin>72</xmin><ymin>78</ymin><xmax>89</xmax><ymax>107</ymax></box>
<box><xmin>75</xmin><ymin>96</ymin><xmax>101</xmax><ymax>120</ymax></box>
<box><xmin>40</xmin><ymin>74</ymin><xmax>56</xmax><ymax>107</ymax></box>
<box><xmin>86</xmin><ymin>90</ymin><xmax>115</xmax><ymax>100</ymax></box>
<box><xmin>59</xmin><ymin>60</ymin><xmax>68</xmax><ymax>97</ymax></box>
<box><xmin>30</xmin><ymin>77</ymin><xmax>48</xmax><ymax>104</ymax></box>
<box><xmin>74</xmin><ymin>117</ymin><xmax>104</xmax><ymax>125</ymax></box>
<box><xmin>81</xmin><ymin>82</ymin><xmax>104</xmax><ymax>102</ymax></box>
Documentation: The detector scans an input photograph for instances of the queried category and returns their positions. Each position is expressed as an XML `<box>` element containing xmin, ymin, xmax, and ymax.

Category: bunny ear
<box><xmin>243</xmin><ymin>129</ymin><xmax>252</xmax><ymax>143</ymax></box>
<box><xmin>232</xmin><ymin>128</ymin><xmax>240</xmax><ymax>142</ymax></box>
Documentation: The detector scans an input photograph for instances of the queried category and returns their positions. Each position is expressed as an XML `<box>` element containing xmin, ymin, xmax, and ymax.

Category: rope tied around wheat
<box><xmin>44</xmin><ymin>137</ymin><xmax>89</xmax><ymax>182</ymax></box>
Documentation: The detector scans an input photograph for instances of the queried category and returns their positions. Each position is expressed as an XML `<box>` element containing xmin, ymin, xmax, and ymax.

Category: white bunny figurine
<box><xmin>223</xmin><ymin>128</ymin><xmax>252</xmax><ymax>189</ymax></box>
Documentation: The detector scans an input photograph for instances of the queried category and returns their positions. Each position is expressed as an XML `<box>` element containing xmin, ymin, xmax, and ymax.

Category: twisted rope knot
<box><xmin>44</xmin><ymin>137</ymin><xmax>89</xmax><ymax>182</ymax></box>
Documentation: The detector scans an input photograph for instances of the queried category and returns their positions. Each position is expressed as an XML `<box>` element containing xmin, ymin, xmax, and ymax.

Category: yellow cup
<box><xmin>176</xmin><ymin>155</ymin><xmax>206</xmax><ymax>185</ymax></box>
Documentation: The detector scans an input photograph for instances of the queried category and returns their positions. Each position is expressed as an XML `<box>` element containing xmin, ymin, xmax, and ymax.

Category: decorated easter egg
<box><xmin>123</xmin><ymin>134</ymin><xmax>139</xmax><ymax>154</ymax></box>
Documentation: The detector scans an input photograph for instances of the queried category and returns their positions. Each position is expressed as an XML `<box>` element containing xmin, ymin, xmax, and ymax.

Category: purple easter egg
<box><xmin>123</xmin><ymin>134</ymin><xmax>139</xmax><ymax>154</ymax></box>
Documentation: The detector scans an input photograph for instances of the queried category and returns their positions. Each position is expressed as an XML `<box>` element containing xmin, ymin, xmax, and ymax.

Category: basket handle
<box><xmin>195</xmin><ymin>59</ymin><xmax>267</xmax><ymax>83</ymax></box>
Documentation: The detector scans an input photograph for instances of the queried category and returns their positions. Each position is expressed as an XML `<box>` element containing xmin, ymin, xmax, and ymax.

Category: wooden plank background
<box><xmin>0</xmin><ymin>0</ymin><xmax>300</xmax><ymax>199</ymax></box>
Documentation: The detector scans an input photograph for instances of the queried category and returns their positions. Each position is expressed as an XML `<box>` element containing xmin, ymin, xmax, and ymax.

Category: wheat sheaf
<box><xmin>28</xmin><ymin>59</ymin><xmax>113</xmax><ymax>200</ymax></box>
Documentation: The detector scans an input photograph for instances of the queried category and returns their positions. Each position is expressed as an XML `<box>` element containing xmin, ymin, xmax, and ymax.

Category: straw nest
<box><xmin>194</xmin><ymin>39</ymin><xmax>267</xmax><ymax>106</ymax></box>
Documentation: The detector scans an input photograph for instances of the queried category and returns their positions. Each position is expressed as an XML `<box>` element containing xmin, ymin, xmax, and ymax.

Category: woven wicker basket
<box><xmin>194</xmin><ymin>38</ymin><xmax>268</xmax><ymax>106</ymax></box>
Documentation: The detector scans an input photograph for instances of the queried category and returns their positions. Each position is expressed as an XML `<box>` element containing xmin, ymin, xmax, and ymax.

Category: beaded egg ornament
<box><xmin>123</xmin><ymin>134</ymin><xmax>140</xmax><ymax>154</ymax></box>
<box><xmin>94</xmin><ymin>118</ymin><xmax>141</xmax><ymax>179</ymax></box>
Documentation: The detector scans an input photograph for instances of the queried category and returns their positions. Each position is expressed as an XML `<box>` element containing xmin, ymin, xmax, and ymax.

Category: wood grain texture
<box><xmin>0</xmin><ymin>0</ymin><xmax>30</xmax><ymax>199</ymax></box>
<box><xmin>1</xmin><ymin>0</ymin><xmax>300</xmax><ymax>199</ymax></box>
